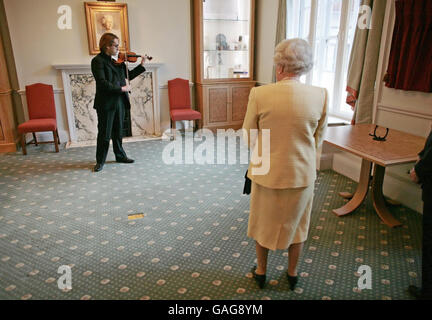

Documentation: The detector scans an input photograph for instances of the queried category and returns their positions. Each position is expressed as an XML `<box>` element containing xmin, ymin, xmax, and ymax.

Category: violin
<box><xmin>115</xmin><ymin>42</ymin><xmax>153</xmax><ymax>94</ymax></box>
<box><xmin>112</xmin><ymin>51</ymin><xmax>153</xmax><ymax>65</ymax></box>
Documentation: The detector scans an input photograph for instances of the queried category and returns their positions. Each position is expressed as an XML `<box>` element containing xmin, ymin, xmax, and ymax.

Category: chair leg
<box><xmin>32</xmin><ymin>132</ymin><xmax>38</xmax><ymax>146</ymax></box>
<box><xmin>53</xmin><ymin>130</ymin><xmax>59</xmax><ymax>153</ymax></box>
<box><xmin>172</xmin><ymin>120</ymin><xmax>177</xmax><ymax>140</ymax></box>
<box><xmin>21</xmin><ymin>133</ymin><xmax>27</xmax><ymax>155</ymax></box>
<box><xmin>56</xmin><ymin>129</ymin><xmax>60</xmax><ymax>144</ymax></box>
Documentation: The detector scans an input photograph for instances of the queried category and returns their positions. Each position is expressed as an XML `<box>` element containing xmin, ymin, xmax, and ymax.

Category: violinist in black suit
<box><xmin>409</xmin><ymin>129</ymin><xmax>432</xmax><ymax>299</ymax></box>
<box><xmin>91</xmin><ymin>33</ymin><xmax>147</xmax><ymax>172</ymax></box>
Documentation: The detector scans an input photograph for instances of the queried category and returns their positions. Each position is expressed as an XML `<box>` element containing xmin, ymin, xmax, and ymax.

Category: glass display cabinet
<box><xmin>193</xmin><ymin>0</ymin><xmax>256</xmax><ymax>130</ymax></box>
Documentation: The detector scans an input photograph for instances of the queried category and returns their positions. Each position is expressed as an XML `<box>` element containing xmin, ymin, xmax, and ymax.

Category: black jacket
<box><xmin>91</xmin><ymin>52</ymin><xmax>146</xmax><ymax>111</ymax></box>
<box><xmin>415</xmin><ymin>130</ymin><xmax>432</xmax><ymax>201</ymax></box>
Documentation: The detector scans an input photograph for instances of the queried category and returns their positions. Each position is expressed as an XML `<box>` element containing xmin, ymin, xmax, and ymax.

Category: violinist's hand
<box><xmin>121</xmin><ymin>84</ymin><xmax>131</xmax><ymax>92</ymax></box>
<box><xmin>140</xmin><ymin>55</ymin><xmax>147</xmax><ymax>66</ymax></box>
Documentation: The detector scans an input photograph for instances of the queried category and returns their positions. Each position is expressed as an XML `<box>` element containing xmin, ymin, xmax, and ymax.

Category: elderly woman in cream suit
<box><xmin>243</xmin><ymin>38</ymin><xmax>328</xmax><ymax>290</ymax></box>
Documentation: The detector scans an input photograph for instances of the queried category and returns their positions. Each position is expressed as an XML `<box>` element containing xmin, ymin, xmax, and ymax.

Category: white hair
<box><xmin>273</xmin><ymin>38</ymin><xmax>314</xmax><ymax>76</ymax></box>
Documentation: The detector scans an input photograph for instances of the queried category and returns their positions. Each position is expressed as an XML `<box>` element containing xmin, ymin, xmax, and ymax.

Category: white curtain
<box><xmin>272</xmin><ymin>0</ymin><xmax>287</xmax><ymax>82</ymax></box>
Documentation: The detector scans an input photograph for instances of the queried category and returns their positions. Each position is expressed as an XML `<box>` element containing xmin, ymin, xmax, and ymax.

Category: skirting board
<box><xmin>332</xmin><ymin>152</ymin><xmax>423</xmax><ymax>214</ymax></box>
<box><xmin>0</xmin><ymin>143</ymin><xmax>17</xmax><ymax>153</ymax></box>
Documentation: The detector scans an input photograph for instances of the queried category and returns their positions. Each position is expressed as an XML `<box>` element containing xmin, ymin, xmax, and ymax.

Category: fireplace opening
<box><xmin>55</xmin><ymin>63</ymin><xmax>162</xmax><ymax>147</ymax></box>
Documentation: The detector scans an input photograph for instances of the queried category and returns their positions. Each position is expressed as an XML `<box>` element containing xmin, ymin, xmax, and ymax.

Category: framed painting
<box><xmin>84</xmin><ymin>2</ymin><xmax>130</xmax><ymax>55</ymax></box>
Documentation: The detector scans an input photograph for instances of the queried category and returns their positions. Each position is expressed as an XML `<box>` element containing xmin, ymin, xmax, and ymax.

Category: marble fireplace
<box><xmin>54</xmin><ymin>63</ymin><xmax>163</xmax><ymax>148</ymax></box>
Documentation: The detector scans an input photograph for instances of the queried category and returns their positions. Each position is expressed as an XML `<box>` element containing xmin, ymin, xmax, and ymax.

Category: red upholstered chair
<box><xmin>18</xmin><ymin>83</ymin><xmax>60</xmax><ymax>155</ymax></box>
<box><xmin>168</xmin><ymin>78</ymin><xmax>201</xmax><ymax>139</ymax></box>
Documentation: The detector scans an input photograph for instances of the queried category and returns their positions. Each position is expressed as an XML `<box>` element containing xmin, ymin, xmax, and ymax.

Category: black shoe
<box><xmin>408</xmin><ymin>285</ymin><xmax>432</xmax><ymax>300</ymax></box>
<box><xmin>116</xmin><ymin>157</ymin><xmax>135</xmax><ymax>163</ymax></box>
<box><xmin>93</xmin><ymin>163</ymin><xmax>104</xmax><ymax>172</ymax></box>
<box><xmin>287</xmin><ymin>273</ymin><xmax>298</xmax><ymax>291</ymax></box>
<box><xmin>251</xmin><ymin>266</ymin><xmax>266</xmax><ymax>289</ymax></box>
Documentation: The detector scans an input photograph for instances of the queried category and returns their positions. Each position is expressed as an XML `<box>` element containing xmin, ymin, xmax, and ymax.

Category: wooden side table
<box><xmin>324</xmin><ymin>124</ymin><xmax>426</xmax><ymax>228</ymax></box>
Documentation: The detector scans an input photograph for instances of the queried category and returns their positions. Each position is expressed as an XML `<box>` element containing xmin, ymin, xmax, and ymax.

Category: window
<box><xmin>286</xmin><ymin>0</ymin><xmax>361</xmax><ymax>119</ymax></box>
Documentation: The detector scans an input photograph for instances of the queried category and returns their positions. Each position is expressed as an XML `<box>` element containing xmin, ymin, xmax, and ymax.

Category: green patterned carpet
<box><xmin>0</xmin><ymin>138</ymin><xmax>422</xmax><ymax>300</ymax></box>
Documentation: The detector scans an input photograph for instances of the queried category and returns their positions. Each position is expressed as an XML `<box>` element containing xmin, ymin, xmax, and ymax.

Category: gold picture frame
<box><xmin>84</xmin><ymin>2</ymin><xmax>130</xmax><ymax>55</ymax></box>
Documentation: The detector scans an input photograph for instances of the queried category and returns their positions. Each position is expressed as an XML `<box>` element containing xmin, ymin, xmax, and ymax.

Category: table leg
<box><xmin>371</xmin><ymin>165</ymin><xmax>402</xmax><ymax>228</ymax></box>
<box><xmin>333</xmin><ymin>159</ymin><xmax>372</xmax><ymax>217</ymax></box>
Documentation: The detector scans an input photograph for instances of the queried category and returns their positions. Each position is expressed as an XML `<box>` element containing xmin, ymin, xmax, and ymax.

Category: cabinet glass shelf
<box><xmin>193</xmin><ymin>0</ymin><xmax>255</xmax><ymax>130</ymax></box>
<box><xmin>202</xmin><ymin>0</ymin><xmax>252</xmax><ymax>80</ymax></box>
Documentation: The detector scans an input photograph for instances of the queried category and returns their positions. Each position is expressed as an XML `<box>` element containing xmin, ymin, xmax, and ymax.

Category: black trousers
<box><xmin>96</xmin><ymin>101</ymin><xmax>128</xmax><ymax>164</ymax></box>
<box><xmin>423</xmin><ymin>196</ymin><xmax>432</xmax><ymax>295</ymax></box>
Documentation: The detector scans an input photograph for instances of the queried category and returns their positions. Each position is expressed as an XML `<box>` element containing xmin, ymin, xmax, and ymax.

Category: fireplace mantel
<box><xmin>53</xmin><ymin>62</ymin><xmax>163</xmax><ymax>148</ymax></box>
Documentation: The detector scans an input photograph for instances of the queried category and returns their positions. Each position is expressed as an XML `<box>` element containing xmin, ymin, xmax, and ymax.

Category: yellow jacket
<box><xmin>243</xmin><ymin>80</ymin><xmax>328</xmax><ymax>189</ymax></box>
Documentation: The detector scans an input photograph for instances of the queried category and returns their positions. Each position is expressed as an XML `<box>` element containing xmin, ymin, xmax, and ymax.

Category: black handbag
<box><xmin>243</xmin><ymin>170</ymin><xmax>251</xmax><ymax>195</ymax></box>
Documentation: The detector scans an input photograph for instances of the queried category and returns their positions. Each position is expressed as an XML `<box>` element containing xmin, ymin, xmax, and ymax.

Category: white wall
<box><xmin>4</xmin><ymin>0</ymin><xmax>193</xmax><ymax>139</ymax></box>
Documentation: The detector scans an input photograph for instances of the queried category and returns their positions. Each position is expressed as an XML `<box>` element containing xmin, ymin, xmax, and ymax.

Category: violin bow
<box><xmin>124</xmin><ymin>41</ymin><xmax>131</xmax><ymax>93</ymax></box>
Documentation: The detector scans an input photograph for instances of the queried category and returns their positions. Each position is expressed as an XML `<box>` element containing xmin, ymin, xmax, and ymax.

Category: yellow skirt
<box><xmin>248</xmin><ymin>181</ymin><xmax>314</xmax><ymax>251</ymax></box>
